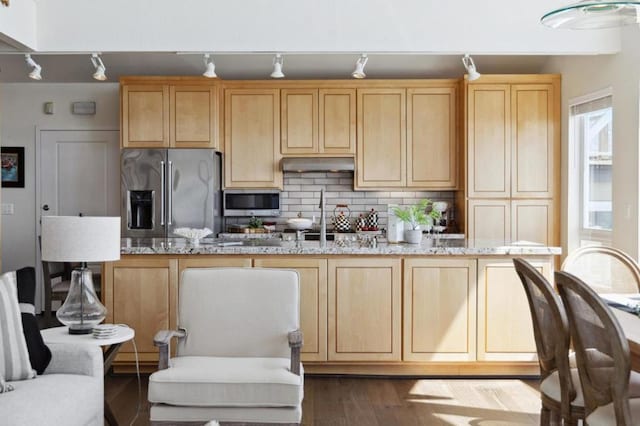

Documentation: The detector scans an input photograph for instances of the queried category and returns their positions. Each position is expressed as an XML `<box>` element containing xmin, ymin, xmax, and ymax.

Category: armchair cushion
<box><xmin>149</xmin><ymin>356</ymin><xmax>303</xmax><ymax>407</ymax></box>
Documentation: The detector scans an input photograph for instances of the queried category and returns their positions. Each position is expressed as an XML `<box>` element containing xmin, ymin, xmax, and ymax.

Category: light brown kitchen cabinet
<box><xmin>170</xmin><ymin>85</ymin><xmax>219</xmax><ymax>149</ymax></box>
<box><xmin>467</xmin><ymin>198</ymin><xmax>554</xmax><ymax>246</ymax></box>
<box><xmin>281</xmin><ymin>89</ymin><xmax>318</xmax><ymax>154</ymax></box>
<box><xmin>103</xmin><ymin>257</ymin><xmax>178</xmax><ymax>366</ymax></box>
<box><xmin>356</xmin><ymin>88</ymin><xmax>406</xmax><ymax>188</ymax></box>
<box><xmin>224</xmin><ymin>88</ymin><xmax>282</xmax><ymax>189</ymax></box>
<box><xmin>178</xmin><ymin>257</ymin><xmax>252</xmax><ymax>271</ymax></box>
<box><xmin>319</xmin><ymin>89</ymin><xmax>356</xmax><ymax>155</ymax></box>
<box><xmin>403</xmin><ymin>258</ymin><xmax>476</xmax><ymax>362</ymax></box>
<box><xmin>121</xmin><ymin>84</ymin><xmax>170</xmax><ymax>148</ymax></box>
<box><xmin>327</xmin><ymin>258</ymin><xmax>402</xmax><ymax>361</ymax></box>
<box><xmin>477</xmin><ymin>257</ymin><xmax>551</xmax><ymax>361</ymax></box>
<box><xmin>407</xmin><ymin>87</ymin><xmax>458</xmax><ymax>189</ymax></box>
<box><xmin>121</xmin><ymin>79</ymin><xmax>220</xmax><ymax>149</ymax></box>
<box><xmin>254</xmin><ymin>258</ymin><xmax>328</xmax><ymax>362</ymax></box>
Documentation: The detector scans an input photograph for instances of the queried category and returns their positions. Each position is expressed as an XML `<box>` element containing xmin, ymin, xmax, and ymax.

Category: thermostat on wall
<box><xmin>72</xmin><ymin>101</ymin><xmax>96</xmax><ymax>115</ymax></box>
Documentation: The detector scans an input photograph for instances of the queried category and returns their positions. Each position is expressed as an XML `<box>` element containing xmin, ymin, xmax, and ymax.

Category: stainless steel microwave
<box><xmin>223</xmin><ymin>190</ymin><xmax>281</xmax><ymax>217</ymax></box>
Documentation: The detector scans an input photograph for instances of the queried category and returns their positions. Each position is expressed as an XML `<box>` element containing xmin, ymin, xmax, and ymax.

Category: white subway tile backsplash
<box><xmin>279</xmin><ymin>171</ymin><xmax>455</xmax><ymax>229</ymax></box>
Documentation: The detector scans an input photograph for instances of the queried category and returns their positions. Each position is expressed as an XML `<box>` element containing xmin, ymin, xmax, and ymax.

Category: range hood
<box><xmin>281</xmin><ymin>157</ymin><xmax>355</xmax><ymax>172</ymax></box>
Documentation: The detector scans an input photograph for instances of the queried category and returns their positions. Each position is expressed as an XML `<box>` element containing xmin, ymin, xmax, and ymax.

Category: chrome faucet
<box><xmin>319</xmin><ymin>189</ymin><xmax>327</xmax><ymax>248</ymax></box>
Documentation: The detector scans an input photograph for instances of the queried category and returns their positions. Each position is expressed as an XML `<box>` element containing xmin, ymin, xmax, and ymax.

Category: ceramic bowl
<box><xmin>287</xmin><ymin>218</ymin><xmax>313</xmax><ymax>230</ymax></box>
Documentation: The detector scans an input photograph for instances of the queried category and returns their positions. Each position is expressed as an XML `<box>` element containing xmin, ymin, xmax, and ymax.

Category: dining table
<box><xmin>612</xmin><ymin>308</ymin><xmax>640</xmax><ymax>372</ymax></box>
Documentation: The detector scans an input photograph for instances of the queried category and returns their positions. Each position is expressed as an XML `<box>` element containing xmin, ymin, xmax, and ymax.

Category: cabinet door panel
<box><xmin>105</xmin><ymin>258</ymin><xmax>178</xmax><ymax>360</ymax></box>
<box><xmin>224</xmin><ymin>89</ymin><xmax>282</xmax><ymax>188</ymax></box>
<box><xmin>477</xmin><ymin>258</ymin><xmax>551</xmax><ymax>361</ymax></box>
<box><xmin>281</xmin><ymin>89</ymin><xmax>318</xmax><ymax>154</ymax></box>
<box><xmin>467</xmin><ymin>199</ymin><xmax>511</xmax><ymax>245</ymax></box>
<box><xmin>403</xmin><ymin>259</ymin><xmax>476</xmax><ymax>362</ymax></box>
<box><xmin>511</xmin><ymin>199</ymin><xmax>554</xmax><ymax>245</ymax></box>
<box><xmin>171</xmin><ymin>86</ymin><xmax>217</xmax><ymax>148</ymax></box>
<box><xmin>255</xmin><ymin>258</ymin><xmax>328</xmax><ymax>362</ymax></box>
<box><xmin>467</xmin><ymin>84</ymin><xmax>510</xmax><ymax>198</ymax></box>
<box><xmin>356</xmin><ymin>89</ymin><xmax>406</xmax><ymax>188</ymax></box>
<box><xmin>512</xmin><ymin>84</ymin><xmax>555</xmax><ymax>198</ymax></box>
<box><xmin>328</xmin><ymin>258</ymin><xmax>401</xmax><ymax>361</ymax></box>
<box><xmin>122</xmin><ymin>85</ymin><xmax>170</xmax><ymax>148</ymax></box>
<box><xmin>319</xmin><ymin>89</ymin><xmax>356</xmax><ymax>154</ymax></box>
<box><xmin>407</xmin><ymin>87</ymin><xmax>457</xmax><ymax>189</ymax></box>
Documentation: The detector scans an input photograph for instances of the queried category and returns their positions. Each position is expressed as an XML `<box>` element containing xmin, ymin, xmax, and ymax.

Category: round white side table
<box><xmin>42</xmin><ymin>325</ymin><xmax>135</xmax><ymax>426</ymax></box>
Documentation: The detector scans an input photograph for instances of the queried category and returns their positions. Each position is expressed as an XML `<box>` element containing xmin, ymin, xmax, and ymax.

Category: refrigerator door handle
<box><xmin>168</xmin><ymin>160</ymin><xmax>173</xmax><ymax>226</ymax></box>
<box><xmin>160</xmin><ymin>160</ymin><xmax>166</xmax><ymax>226</ymax></box>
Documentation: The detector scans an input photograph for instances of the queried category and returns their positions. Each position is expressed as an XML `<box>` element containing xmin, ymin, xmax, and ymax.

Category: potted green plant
<box><xmin>391</xmin><ymin>199</ymin><xmax>440</xmax><ymax>244</ymax></box>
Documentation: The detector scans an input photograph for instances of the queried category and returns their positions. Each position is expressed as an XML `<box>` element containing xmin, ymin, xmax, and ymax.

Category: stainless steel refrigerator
<box><xmin>121</xmin><ymin>149</ymin><xmax>222</xmax><ymax>238</ymax></box>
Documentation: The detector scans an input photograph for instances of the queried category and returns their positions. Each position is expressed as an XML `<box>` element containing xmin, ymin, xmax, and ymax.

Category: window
<box><xmin>570</xmin><ymin>93</ymin><xmax>613</xmax><ymax>246</ymax></box>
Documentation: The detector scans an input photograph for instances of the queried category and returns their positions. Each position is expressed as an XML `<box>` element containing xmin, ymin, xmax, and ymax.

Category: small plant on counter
<box><xmin>391</xmin><ymin>199</ymin><xmax>432</xmax><ymax>230</ymax></box>
<box><xmin>248</xmin><ymin>216</ymin><xmax>263</xmax><ymax>229</ymax></box>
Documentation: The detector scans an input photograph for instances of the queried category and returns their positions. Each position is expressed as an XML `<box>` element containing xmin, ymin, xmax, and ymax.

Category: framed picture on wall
<box><xmin>1</xmin><ymin>147</ymin><xmax>25</xmax><ymax>188</ymax></box>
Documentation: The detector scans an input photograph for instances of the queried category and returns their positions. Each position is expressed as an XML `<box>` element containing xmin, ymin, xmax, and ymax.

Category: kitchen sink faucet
<box><xmin>319</xmin><ymin>189</ymin><xmax>327</xmax><ymax>248</ymax></box>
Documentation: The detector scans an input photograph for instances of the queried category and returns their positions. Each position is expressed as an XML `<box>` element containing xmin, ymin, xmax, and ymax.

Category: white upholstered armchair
<box><xmin>148</xmin><ymin>267</ymin><xmax>304</xmax><ymax>425</ymax></box>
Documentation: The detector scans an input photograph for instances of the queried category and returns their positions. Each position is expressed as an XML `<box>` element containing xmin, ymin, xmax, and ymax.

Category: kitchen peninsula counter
<box><xmin>120</xmin><ymin>237</ymin><xmax>561</xmax><ymax>256</ymax></box>
<box><xmin>108</xmin><ymin>237</ymin><xmax>558</xmax><ymax>376</ymax></box>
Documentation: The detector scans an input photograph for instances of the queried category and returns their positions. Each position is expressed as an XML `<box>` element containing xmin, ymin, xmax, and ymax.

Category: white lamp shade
<box><xmin>41</xmin><ymin>216</ymin><xmax>121</xmax><ymax>262</ymax></box>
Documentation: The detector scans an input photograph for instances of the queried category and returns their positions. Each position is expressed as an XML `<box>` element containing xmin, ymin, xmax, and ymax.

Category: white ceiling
<box><xmin>0</xmin><ymin>0</ymin><xmax>620</xmax><ymax>82</ymax></box>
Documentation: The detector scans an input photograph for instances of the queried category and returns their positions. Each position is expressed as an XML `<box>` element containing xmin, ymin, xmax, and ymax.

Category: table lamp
<box><xmin>41</xmin><ymin>216</ymin><xmax>120</xmax><ymax>334</ymax></box>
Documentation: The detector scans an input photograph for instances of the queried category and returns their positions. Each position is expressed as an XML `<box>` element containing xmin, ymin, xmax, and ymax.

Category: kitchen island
<box><xmin>106</xmin><ymin>237</ymin><xmax>559</xmax><ymax>376</ymax></box>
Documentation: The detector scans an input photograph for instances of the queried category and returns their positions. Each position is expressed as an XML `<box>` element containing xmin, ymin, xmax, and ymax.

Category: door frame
<box><xmin>34</xmin><ymin>127</ymin><xmax>119</xmax><ymax>312</ymax></box>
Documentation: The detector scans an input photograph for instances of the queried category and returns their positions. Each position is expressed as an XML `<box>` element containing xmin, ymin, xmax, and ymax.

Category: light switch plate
<box><xmin>1</xmin><ymin>203</ymin><xmax>14</xmax><ymax>215</ymax></box>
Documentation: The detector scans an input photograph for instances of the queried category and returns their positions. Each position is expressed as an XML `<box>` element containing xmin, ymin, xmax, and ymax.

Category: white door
<box><xmin>35</xmin><ymin>130</ymin><xmax>120</xmax><ymax>311</ymax></box>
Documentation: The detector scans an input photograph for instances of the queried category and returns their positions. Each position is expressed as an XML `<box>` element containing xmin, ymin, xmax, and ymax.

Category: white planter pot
<box><xmin>404</xmin><ymin>229</ymin><xmax>423</xmax><ymax>244</ymax></box>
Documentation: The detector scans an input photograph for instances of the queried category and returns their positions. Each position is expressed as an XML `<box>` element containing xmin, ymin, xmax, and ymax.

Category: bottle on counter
<box><xmin>386</xmin><ymin>204</ymin><xmax>404</xmax><ymax>243</ymax></box>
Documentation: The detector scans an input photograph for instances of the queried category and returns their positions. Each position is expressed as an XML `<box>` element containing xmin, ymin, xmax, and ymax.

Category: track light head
<box><xmin>24</xmin><ymin>54</ymin><xmax>42</xmax><ymax>80</ymax></box>
<box><xmin>352</xmin><ymin>54</ymin><xmax>368</xmax><ymax>79</ymax></box>
<box><xmin>91</xmin><ymin>53</ymin><xmax>107</xmax><ymax>81</ymax></box>
<box><xmin>203</xmin><ymin>54</ymin><xmax>217</xmax><ymax>78</ymax></box>
<box><xmin>270</xmin><ymin>54</ymin><xmax>285</xmax><ymax>79</ymax></box>
<box><xmin>462</xmin><ymin>54</ymin><xmax>481</xmax><ymax>81</ymax></box>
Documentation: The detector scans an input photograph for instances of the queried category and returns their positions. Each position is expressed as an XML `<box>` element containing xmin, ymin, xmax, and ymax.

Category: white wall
<box><xmin>36</xmin><ymin>0</ymin><xmax>619</xmax><ymax>54</ymax></box>
<box><xmin>0</xmin><ymin>83</ymin><xmax>119</xmax><ymax>273</ymax></box>
<box><xmin>542</xmin><ymin>25</ymin><xmax>640</xmax><ymax>259</ymax></box>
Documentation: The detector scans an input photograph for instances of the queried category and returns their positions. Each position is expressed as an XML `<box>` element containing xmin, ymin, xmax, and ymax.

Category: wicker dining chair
<box><xmin>513</xmin><ymin>258</ymin><xmax>584</xmax><ymax>425</ymax></box>
<box><xmin>562</xmin><ymin>246</ymin><xmax>640</xmax><ymax>294</ymax></box>
<box><xmin>555</xmin><ymin>271</ymin><xmax>640</xmax><ymax>425</ymax></box>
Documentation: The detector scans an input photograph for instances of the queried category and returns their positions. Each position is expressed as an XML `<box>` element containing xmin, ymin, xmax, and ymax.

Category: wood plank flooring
<box><xmin>106</xmin><ymin>374</ymin><xmax>541</xmax><ymax>426</ymax></box>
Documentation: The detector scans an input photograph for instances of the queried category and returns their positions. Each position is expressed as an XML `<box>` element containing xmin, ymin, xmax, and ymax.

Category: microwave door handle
<box><xmin>167</xmin><ymin>160</ymin><xmax>173</xmax><ymax>226</ymax></box>
<box><xmin>160</xmin><ymin>161</ymin><xmax>165</xmax><ymax>226</ymax></box>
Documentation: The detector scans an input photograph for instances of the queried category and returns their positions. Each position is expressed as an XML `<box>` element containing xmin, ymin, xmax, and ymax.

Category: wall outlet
<box><xmin>1</xmin><ymin>203</ymin><xmax>14</xmax><ymax>215</ymax></box>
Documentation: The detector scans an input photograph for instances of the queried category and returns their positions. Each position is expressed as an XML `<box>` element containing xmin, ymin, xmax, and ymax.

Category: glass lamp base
<box><xmin>56</xmin><ymin>267</ymin><xmax>107</xmax><ymax>334</ymax></box>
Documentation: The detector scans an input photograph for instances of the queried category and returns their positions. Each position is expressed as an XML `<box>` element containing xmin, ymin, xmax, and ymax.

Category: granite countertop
<box><xmin>121</xmin><ymin>237</ymin><xmax>561</xmax><ymax>256</ymax></box>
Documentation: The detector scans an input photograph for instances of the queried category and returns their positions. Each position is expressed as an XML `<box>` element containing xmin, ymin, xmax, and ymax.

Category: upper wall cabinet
<box><xmin>356</xmin><ymin>88</ymin><xmax>407</xmax><ymax>188</ymax></box>
<box><xmin>355</xmin><ymin>83</ymin><xmax>458</xmax><ymax>190</ymax></box>
<box><xmin>467</xmin><ymin>78</ymin><xmax>558</xmax><ymax>199</ymax></box>
<box><xmin>224</xmin><ymin>88</ymin><xmax>282</xmax><ymax>189</ymax></box>
<box><xmin>120</xmin><ymin>78</ymin><xmax>220</xmax><ymax>149</ymax></box>
<box><xmin>407</xmin><ymin>87</ymin><xmax>458</xmax><ymax>188</ymax></box>
<box><xmin>281</xmin><ymin>88</ymin><xmax>356</xmax><ymax>156</ymax></box>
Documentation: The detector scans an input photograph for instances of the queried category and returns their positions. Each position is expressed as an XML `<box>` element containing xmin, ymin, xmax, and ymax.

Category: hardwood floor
<box><xmin>106</xmin><ymin>374</ymin><xmax>541</xmax><ymax>426</ymax></box>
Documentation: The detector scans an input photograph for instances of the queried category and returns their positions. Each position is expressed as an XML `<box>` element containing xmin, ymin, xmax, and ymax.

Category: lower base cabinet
<box><xmin>328</xmin><ymin>258</ymin><xmax>402</xmax><ymax>361</ymax></box>
<box><xmin>403</xmin><ymin>258</ymin><xmax>477</xmax><ymax>362</ymax></box>
<box><xmin>254</xmin><ymin>258</ymin><xmax>328</xmax><ymax>362</ymax></box>
<box><xmin>103</xmin><ymin>257</ymin><xmax>178</xmax><ymax>366</ymax></box>
<box><xmin>477</xmin><ymin>257</ymin><xmax>552</xmax><ymax>361</ymax></box>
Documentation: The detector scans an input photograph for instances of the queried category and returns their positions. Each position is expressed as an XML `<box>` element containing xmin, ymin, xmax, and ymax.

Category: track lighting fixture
<box><xmin>351</xmin><ymin>54</ymin><xmax>368</xmax><ymax>79</ymax></box>
<box><xmin>203</xmin><ymin>54</ymin><xmax>217</xmax><ymax>78</ymax></box>
<box><xmin>90</xmin><ymin>53</ymin><xmax>107</xmax><ymax>81</ymax></box>
<box><xmin>541</xmin><ymin>0</ymin><xmax>640</xmax><ymax>29</ymax></box>
<box><xmin>462</xmin><ymin>54</ymin><xmax>481</xmax><ymax>81</ymax></box>
<box><xmin>24</xmin><ymin>54</ymin><xmax>42</xmax><ymax>80</ymax></box>
<box><xmin>271</xmin><ymin>54</ymin><xmax>285</xmax><ymax>79</ymax></box>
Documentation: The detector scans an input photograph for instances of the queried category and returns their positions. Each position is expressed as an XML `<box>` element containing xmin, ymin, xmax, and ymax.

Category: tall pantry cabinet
<box><xmin>465</xmin><ymin>75</ymin><xmax>560</xmax><ymax>246</ymax></box>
